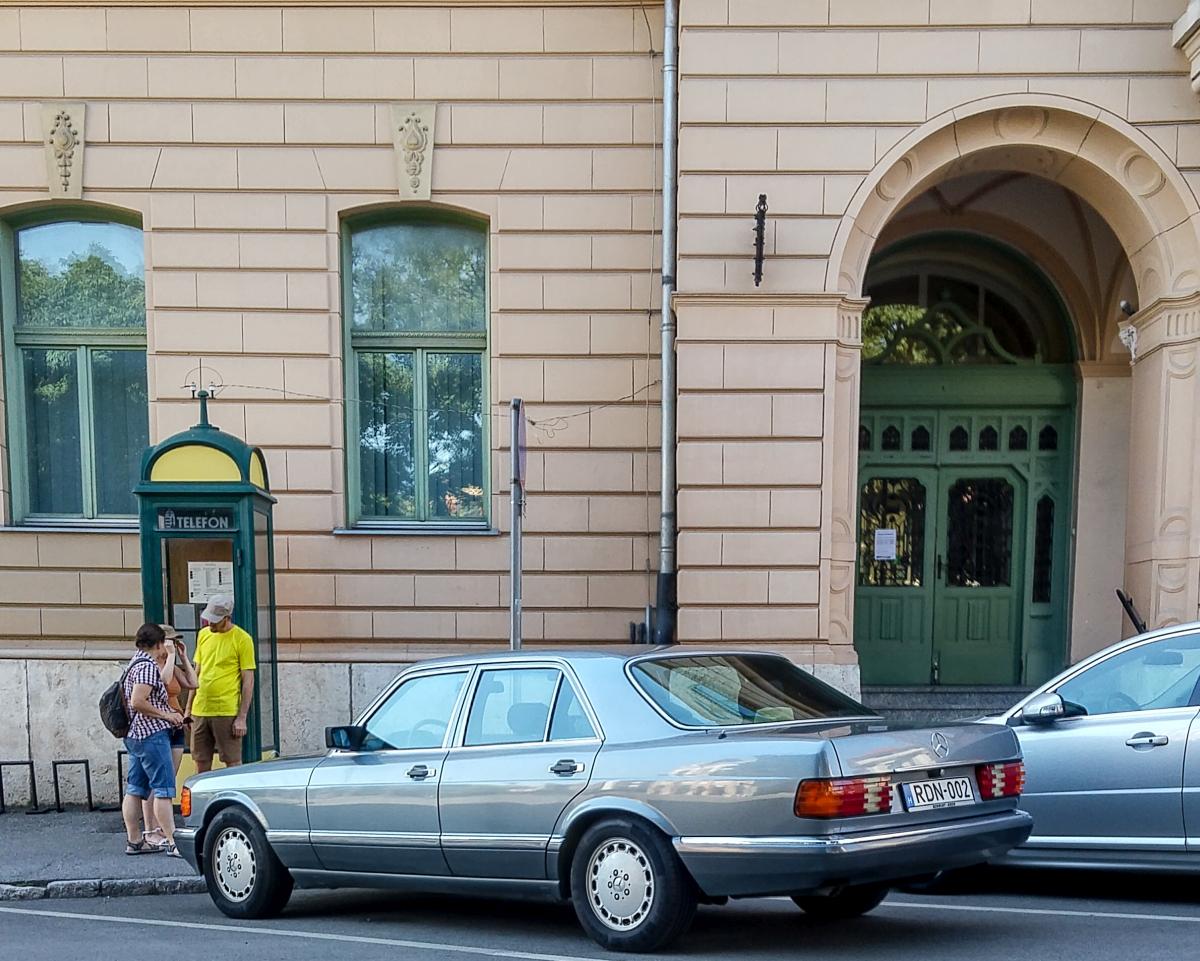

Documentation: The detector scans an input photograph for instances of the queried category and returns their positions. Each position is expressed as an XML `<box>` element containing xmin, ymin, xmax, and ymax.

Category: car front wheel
<box><xmin>570</xmin><ymin>818</ymin><xmax>697</xmax><ymax>953</ymax></box>
<box><xmin>792</xmin><ymin>882</ymin><xmax>889</xmax><ymax>919</ymax></box>
<box><xmin>202</xmin><ymin>807</ymin><xmax>294</xmax><ymax>920</ymax></box>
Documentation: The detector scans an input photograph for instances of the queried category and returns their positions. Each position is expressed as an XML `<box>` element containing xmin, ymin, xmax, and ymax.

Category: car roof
<box><xmin>398</xmin><ymin>646</ymin><xmax>788</xmax><ymax>670</ymax></box>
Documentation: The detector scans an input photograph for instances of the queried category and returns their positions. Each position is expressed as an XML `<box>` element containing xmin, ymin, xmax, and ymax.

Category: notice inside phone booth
<box><xmin>133</xmin><ymin>393</ymin><xmax>280</xmax><ymax>763</ymax></box>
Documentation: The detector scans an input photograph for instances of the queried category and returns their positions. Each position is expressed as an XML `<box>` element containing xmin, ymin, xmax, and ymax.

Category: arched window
<box><xmin>861</xmin><ymin>235</ymin><xmax>1073</xmax><ymax>367</ymax></box>
<box><xmin>344</xmin><ymin>212</ymin><xmax>488</xmax><ymax>526</ymax></box>
<box><xmin>3</xmin><ymin>215</ymin><xmax>148</xmax><ymax>520</ymax></box>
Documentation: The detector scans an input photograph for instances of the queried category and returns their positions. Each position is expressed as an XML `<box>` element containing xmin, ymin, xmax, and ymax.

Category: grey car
<box><xmin>995</xmin><ymin>623</ymin><xmax>1200</xmax><ymax>873</ymax></box>
<box><xmin>177</xmin><ymin>648</ymin><xmax>1031</xmax><ymax>952</ymax></box>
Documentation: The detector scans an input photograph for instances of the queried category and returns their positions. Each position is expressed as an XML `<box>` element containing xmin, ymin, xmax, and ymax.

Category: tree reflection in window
<box><xmin>859</xmin><ymin>425</ymin><xmax>871</xmax><ymax>451</ymax></box>
<box><xmin>1039</xmin><ymin>425</ymin><xmax>1058</xmax><ymax>451</ymax></box>
<box><xmin>911</xmin><ymin>425</ymin><xmax>931</xmax><ymax>451</ymax></box>
<box><xmin>1009</xmin><ymin>425</ymin><xmax>1028</xmax><ymax>450</ymax></box>
<box><xmin>882</xmin><ymin>425</ymin><xmax>901</xmax><ymax>451</ymax></box>
<box><xmin>858</xmin><ymin>478</ymin><xmax>926</xmax><ymax>587</ymax></box>
<box><xmin>979</xmin><ymin>425</ymin><xmax>999</xmax><ymax>451</ymax></box>
<box><xmin>949</xmin><ymin>425</ymin><xmax>969</xmax><ymax>451</ymax></box>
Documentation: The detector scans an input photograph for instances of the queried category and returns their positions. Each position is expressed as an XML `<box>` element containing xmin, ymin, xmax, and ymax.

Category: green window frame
<box><xmin>0</xmin><ymin>209</ymin><xmax>149</xmax><ymax>525</ymax></box>
<box><xmin>342</xmin><ymin>211</ymin><xmax>490</xmax><ymax>529</ymax></box>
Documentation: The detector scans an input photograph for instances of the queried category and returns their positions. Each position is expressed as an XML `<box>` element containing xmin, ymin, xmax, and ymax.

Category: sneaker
<box><xmin>125</xmin><ymin>839</ymin><xmax>160</xmax><ymax>855</ymax></box>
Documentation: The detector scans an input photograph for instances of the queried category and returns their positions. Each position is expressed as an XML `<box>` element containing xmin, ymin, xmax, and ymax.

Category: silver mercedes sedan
<box><xmin>993</xmin><ymin>622</ymin><xmax>1200</xmax><ymax>873</ymax></box>
<box><xmin>177</xmin><ymin>648</ymin><xmax>1031</xmax><ymax>952</ymax></box>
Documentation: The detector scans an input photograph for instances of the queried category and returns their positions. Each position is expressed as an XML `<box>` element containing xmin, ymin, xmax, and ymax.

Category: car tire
<box><xmin>791</xmin><ymin>882</ymin><xmax>889</xmax><ymax>919</ymax></box>
<box><xmin>202</xmin><ymin>807</ymin><xmax>294</xmax><ymax>920</ymax></box>
<box><xmin>570</xmin><ymin>818</ymin><xmax>697</xmax><ymax>953</ymax></box>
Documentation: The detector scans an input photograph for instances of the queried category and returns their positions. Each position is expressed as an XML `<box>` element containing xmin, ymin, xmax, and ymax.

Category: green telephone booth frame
<box><xmin>133</xmin><ymin>394</ymin><xmax>280</xmax><ymax>762</ymax></box>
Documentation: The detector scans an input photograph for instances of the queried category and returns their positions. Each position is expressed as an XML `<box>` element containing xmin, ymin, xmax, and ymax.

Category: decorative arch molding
<box><xmin>828</xmin><ymin>94</ymin><xmax>1200</xmax><ymax>308</ymax></box>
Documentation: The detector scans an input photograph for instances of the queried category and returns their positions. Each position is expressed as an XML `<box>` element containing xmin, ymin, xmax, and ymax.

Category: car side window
<box><xmin>464</xmin><ymin>668</ymin><xmax>560</xmax><ymax>746</ymax></box>
<box><xmin>362</xmin><ymin>670</ymin><xmax>468</xmax><ymax>751</ymax></box>
<box><xmin>1056</xmin><ymin>635</ymin><xmax>1200</xmax><ymax>717</ymax></box>
<box><xmin>549</xmin><ymin>680</ymin><xmax>597</xmax><ymax>741</ymax></box>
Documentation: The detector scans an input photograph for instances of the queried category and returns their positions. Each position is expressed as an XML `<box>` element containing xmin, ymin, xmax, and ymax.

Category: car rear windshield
<box><xmin>629</xmin><ymin>654</ymin><xmax>872</xmax><ymax>728</ymax></box>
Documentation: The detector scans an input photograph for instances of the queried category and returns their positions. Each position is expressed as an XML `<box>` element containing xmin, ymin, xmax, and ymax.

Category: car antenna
<box><xmin>1115</xmin><ymin>588</ymin><xmax>1147</xmax><ymax>635</ymax></box>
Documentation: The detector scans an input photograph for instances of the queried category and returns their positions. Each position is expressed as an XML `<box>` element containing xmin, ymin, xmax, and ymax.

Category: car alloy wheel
<box><xmin>587</xmin><ymin>837</ymin><xmax>655</xmax><ymax>931</ymax></box>
<box><xmin>213</xmin><ymin>826</ymin><xmax>257</xmax><ymax>903</ymax></box>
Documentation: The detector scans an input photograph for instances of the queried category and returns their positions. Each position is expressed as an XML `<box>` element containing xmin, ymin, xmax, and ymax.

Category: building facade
<box><xmin>3</xmin><ymin>0</ymin><xmax>1200</xmax><ymax>800</ymax></box>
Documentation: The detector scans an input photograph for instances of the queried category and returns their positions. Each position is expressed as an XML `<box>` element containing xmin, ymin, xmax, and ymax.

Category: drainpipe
<box><xmin>652</xmin><ymin>0</ymin><xmax>680</xmax><ymax>645</ymax></box>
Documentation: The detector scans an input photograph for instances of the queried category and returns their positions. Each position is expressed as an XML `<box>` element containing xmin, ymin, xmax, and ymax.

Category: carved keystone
<box><xmin>42</xmin><ymin>103</ymin><xmax>85</xmax><ymax>199</ymax></box>
<box><xmin>391</xmin><ymin>103</ymin><xmax>436</xmax><ymax>202</ymax></box>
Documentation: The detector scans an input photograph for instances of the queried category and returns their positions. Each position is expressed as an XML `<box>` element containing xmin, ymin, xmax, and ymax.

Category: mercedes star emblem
<box><xmin>931</xmin><ymin>732</ymin><xmax>950</xmax><ymax>759</ymax></box>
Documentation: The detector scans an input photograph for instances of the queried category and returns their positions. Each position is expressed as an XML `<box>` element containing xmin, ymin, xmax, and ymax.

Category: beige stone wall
<box><xmin>0</xmin><ymin>3</ymin><xmax>667</xmax><ymax>669</ymax></box>
<box><xmin>674</xmin><ymin>0</ymin><xmax>1200</xmax><ymax>663</ymax></box>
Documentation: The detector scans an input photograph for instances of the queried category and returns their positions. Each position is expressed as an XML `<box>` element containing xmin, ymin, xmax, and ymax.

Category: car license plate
<box><xmin>901</xmin><ymin>776</ymin><xmax>977</xmax><ymax>812</ymax></box>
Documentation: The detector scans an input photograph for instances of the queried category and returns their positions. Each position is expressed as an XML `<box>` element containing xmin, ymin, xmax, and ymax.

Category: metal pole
<box><xmin>653</xmin><ymin>0</ymin><xmax>680</xmax><ymax>646</ymax></box>
<box><xmin>510</xmin><ymin>397</ymin><xmax>523</xmax><ymax>651</ymax></box>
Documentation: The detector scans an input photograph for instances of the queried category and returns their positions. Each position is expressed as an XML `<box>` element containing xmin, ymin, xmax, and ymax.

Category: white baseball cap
<box><xmin>201</xmin><ymin>594</ymin><xmax>233</xmax><ymax>623</ymax></box>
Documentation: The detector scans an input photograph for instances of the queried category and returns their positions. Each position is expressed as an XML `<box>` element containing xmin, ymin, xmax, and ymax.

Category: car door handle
<box><xmin>1125</xmin><ymin>734</ymin><xmax>1169</xmax><ymax>748</ymax></box>
<box><xmin>550</xmin><ymin>759</ymin><xmax>584</xmax><ymax>776</ymax></box>
<box><xmin>407</xmin><ymin>764</ymin><xmax>437</xmax><ymax>780</ymax></box>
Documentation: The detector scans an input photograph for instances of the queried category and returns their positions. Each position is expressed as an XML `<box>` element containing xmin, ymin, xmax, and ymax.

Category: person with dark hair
<box><xmin>121</xmin><ymin>623</ymin><xmax>185</xmax><ymax>857</ymax></box>
<box><xmin>140</xmin><ymin>625</ymin><xmax>197</xmax><ymax>849</ymax></box>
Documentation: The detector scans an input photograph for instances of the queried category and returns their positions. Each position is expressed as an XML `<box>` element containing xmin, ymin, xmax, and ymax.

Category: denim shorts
<box><xmin>167</xmin><ymin>726</ymin><xmax>186</xmax><ymax>750</ymax></box>
<box><xmin>124</xmin><ymin>730</ymin><xmax>176</xmax><ymax>800</ymax></box>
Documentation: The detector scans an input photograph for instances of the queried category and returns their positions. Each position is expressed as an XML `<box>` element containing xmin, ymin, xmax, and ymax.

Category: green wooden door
<box><xmin>855</xmin><ymin>403</ymin><xmax>1073</xmax><ymax>687</ymax></box>
<box><xmin>855</xmin><ymin>469</ymin><xmax>938</xmax><ymax>685</ymax></box>
<box><xmin>932</xmin><ymin>467</ymin><xmax>1025</xmax><ymax>685</ymax></box>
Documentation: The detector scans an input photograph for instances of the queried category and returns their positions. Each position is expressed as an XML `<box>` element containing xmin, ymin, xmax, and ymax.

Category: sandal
<box><xmin>125</xmin><ymin>838</ymin><xmax>160</xmax><ymax>855</ymax></box>
<box><xmin>142</xmin><ymin>829</ymin><xmax>167</xmax><ymax>849</ymax></box>
<box><xmin>163</xmin><ymin>841</ymin><xmax>183</xmax><ymax>859</ymax></box>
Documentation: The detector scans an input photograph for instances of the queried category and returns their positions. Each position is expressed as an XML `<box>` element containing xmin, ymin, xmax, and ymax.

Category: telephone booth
<box><xmin>133</xmin><ymin>393</ymin><xmax>280</xmax><ymax>762</ymax></box>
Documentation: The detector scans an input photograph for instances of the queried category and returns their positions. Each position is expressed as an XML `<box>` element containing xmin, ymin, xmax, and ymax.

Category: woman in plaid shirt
<box><xmin>121</xmin><ymin>623</ymin><xmax>186</xmax><ymax>857</ymax></box>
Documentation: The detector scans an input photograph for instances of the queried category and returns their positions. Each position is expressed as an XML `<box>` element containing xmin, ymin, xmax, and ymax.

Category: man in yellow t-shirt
<box><xmin>187</xmin><ymin>595</ymin><xmax>256</xmax><ymax>771</ymax></box>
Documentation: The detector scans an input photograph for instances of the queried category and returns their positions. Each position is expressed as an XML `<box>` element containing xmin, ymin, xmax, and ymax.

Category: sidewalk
<box><xmin>0</xmin><ymin>809</ymin><xmax>203</xmax><ymax>900</ymax></box>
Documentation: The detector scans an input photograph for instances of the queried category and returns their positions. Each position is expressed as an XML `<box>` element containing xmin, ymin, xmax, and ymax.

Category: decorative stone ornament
<box><xmin>391</xmin><ymin>103</ymin><xmax>436</xmax><ymax>201</ymax></box>
<box><xmin>42</xmin><ymin>103</ymin><xmax>85</xmax><ymax>199</ymax></box>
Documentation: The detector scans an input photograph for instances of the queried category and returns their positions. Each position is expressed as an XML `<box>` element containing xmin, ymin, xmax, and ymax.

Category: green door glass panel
<box><xmin>855</xmin><ymin>471</ymin><xmax>937</xmax><ymax>686</ymax></box>
<box><xmin>933</xmin><ymin>472</ymin><xmax>1025</xmax><ymax>685</ymax></box>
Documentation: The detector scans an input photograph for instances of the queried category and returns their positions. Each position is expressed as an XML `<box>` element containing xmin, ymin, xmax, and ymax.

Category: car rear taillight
<box><xmin>975</xmin><ymin>760</ymin><xmax>1025</xmax><ymax>799</ymax></box>
<box><xmin>795</xmin><ymin>776</ymin><xmax>892</xmax><ymax>818</ymax></box>
<box><xmin>180</xmin><ymin>786</ymin><xmax>191</xmax><ymax>818</ymax></box>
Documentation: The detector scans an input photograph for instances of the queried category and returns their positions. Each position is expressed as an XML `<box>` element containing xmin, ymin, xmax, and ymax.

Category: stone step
<box><xmin>860</xmin><ymin>685</ymin><xmax>1032</xmax><ymax>725</ymax></box>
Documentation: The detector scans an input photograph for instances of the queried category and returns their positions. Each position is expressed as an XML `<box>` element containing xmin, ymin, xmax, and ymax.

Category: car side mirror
<box><xmin>325</xmin><ymin>725</ymin><xmax>367</xmax><ymax>751</ymax></box>
<box><xmin>1019</xmin><ymin>692</ymin><xmax>1066</xmax><ymax>725</ymax></box>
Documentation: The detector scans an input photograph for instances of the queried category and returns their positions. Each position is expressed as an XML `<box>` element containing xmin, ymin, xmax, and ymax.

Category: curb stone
<box><xmin>0</xmin><ymin>876</ymin><xmax>204</xmax><ymax>902</ymax></box>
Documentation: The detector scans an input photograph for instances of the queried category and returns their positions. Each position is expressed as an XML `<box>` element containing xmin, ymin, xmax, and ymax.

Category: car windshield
<box><xmin>629</xmin><ymin>654</ymin><xmax>872</xmax><ymax>727</ymax></box>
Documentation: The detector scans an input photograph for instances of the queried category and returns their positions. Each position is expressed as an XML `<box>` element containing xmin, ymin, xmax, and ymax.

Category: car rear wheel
<box><xmin>202</xmin><ymin>807</ymin><xmax>293</xmax><ymax>920</ymax></box>
<box><xmin>570</xmin><ymin>818</ymin><xmax>697</xmax><ymax>953</ymax></box>
<box><xmin>792</xmin><ymin>882</ymin><xmax>889</xmax><ymax>919</ymax></box>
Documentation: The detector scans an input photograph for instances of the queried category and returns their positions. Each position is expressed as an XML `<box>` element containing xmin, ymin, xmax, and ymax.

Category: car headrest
<box><xmin>507</xmin><ymin>702</ymin><xmax>549</xmax><ymax>741</ymax></box>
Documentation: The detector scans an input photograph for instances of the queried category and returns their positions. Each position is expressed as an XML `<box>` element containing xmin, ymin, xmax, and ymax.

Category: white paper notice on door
<box><xmin>188</xmin><ymin>561</ymin><xmax>234</xmax><ymax>604</ymax></box>
<box><xmin>874</xmin><ymin>529</ymin><xmax>898</xmax><ymax>561</ymax></box>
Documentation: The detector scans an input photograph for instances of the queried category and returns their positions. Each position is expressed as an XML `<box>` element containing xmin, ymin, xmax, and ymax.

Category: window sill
<box><xmin>334</xmin><ymin>525</ymin><xmax>500</xmax><ymax>537</ymax></box>
<box><xmin>1</xmin><ymin>521</ymin><xmax>137</xmax><ymax>534</ymax></box>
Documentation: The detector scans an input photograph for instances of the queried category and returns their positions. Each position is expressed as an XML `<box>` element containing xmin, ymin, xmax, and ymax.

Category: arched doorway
<box><xmin>854</xmin><ymin>234</ymin><xmax>1076</xmax><ymax>687</ymax></box>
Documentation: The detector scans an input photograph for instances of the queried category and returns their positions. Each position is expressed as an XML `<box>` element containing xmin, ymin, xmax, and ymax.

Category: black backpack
<box><xmin>99</xmin><ymin>661</ymin><xmax>134</xmax><ymax>739</ymax></box>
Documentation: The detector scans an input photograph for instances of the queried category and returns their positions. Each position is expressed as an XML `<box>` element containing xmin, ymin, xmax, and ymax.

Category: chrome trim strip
<box><xmin>309</xmin><ymin>830</ymin><xmax>440</xmax><ymax>848</ymax></box>
<box><xmin>265</xmin><ymin>829</ymin><xmax>309</xmax><ymax>844</ymax></box>
<box><xmin>440</xmin><ymin>833</ymin><xmax>548</xmax><ymax>850</ymax></box>
<box><xmin>1024</xmin><ymin>835</ymin><xmax>1186</xmax><ymax>851</ymax></box>
<box><xmin>675</xmin><ymin>811</ymin><xmax>1032</xmax><ymax>857</ymax></box>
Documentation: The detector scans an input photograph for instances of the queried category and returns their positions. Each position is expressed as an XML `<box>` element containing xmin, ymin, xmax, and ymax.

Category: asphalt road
<box><xmin>1</xmin><ymin>869</ymin><xmax>1196</xmax><ymax>960</ymax></box>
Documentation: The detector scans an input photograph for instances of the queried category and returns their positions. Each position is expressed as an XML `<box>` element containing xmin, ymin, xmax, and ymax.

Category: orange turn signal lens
<box><xmin>795</xmin><ymin>775</ymin><xmax>892</xmax><ymax>818</ymax></box>
<box><xmin>180</xmin><ymin>786</ymin><xmax>191</xmax><ymax>818</ymax></box>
